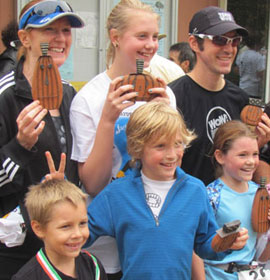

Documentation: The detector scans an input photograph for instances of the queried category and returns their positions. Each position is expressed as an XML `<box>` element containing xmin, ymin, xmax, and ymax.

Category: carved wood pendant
<box><xmin>251</xmin><ymin>177</ymin><xmax>270</xmax><ymax>233</ymax></box>
<box><xmin>212</xmin><ymin>220</ymin><xmax>241</xmax><ymax>252</ymax></box>
<box><xmin>240</xmin><ymin>105</ymin><xmax>263</xmax><ymax>131</ymax></box>
<box><xmin>32</xmin><ymin>43</ymin><xmax>63</xmax><ymax>110</ymax></box>
<box><xmin>115</xmin><ymin>59</ymin><xmax>162</xmax><ymax>102</ymax></box>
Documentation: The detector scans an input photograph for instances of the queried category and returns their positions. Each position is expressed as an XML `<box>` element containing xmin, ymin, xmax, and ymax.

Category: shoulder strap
<box><xmin>206</xmin><ymin>180</ymin><xmax>223</xmax><ymax>216</ymax></box>
<box><xmin>82</xmin><ymin>250</ymin><xmax>100</xmax><ymax>280</ymax></box>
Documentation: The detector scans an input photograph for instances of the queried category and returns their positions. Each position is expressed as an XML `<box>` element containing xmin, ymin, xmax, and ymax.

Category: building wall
<box><xmin>178</xmin><ymin>0</ymin><xmax>218</xmax><ymax>42</ymax></box>
<box><xmin>0</xmin><ymin>0</ymin><xmax>219</xmax><ymax>62</ymax></box>
<box><xmin>0</xmin><ymin>0</ymin><xmax>16</xmax><ymax>53</ymax></box>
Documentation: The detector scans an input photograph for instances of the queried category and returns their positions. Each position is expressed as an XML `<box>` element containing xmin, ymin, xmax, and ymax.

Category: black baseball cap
<box><xmin>189</xmin><ymin>6</ymin><xmax>248</xmax><ymax>37</ymax></box>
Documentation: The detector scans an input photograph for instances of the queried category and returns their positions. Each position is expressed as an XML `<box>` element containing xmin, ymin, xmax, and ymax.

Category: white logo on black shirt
<box><xmin>206</xmin><ymin>106</ymin><xmax>231</xmax><ymax>143</ymax></box>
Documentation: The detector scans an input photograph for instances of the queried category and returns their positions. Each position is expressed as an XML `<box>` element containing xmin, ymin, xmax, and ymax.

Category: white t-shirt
<box><xmin>142</xmin><ymin>171</ymin><xmax>175</xmax><ymax>219</ymax></box>
<box><xmin>71</xmin><ymin>71</ymin><xmax>176</xmax><ymax>177</ymax></box>
<box><xmin>70</xmin><ymin>71</ymin><xmax>176</xmax><ymax>273</ymax></box>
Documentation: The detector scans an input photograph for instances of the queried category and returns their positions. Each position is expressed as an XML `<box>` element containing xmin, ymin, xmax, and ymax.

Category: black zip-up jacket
<box><xmin>0</xmin><ymin>47</ymin><xmax>17</xmax><ymax>78</ymax></box>
<box><xmin>0</xmin><ymin>57</ymin><xmax>79</xmax><ymax>279</ymax></box>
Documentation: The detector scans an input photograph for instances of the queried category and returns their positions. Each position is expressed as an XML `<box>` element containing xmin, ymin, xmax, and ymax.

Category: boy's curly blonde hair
<box><xmin>126</xmin><ymin>102</ymin><xmax>196</xmax><ymax>165</ymax></box>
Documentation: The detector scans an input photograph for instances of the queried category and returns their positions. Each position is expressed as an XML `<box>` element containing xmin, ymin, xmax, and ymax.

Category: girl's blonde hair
<box><xmin>106</xmin><ymin>0</ymin><xmax>159</xmax><ymax>67</ymax></box>
<box><xmin>211</xmin><ymin>120</ymin><xmax>258</xmax><ymax>178</ymax></box>
<box><xmin>126</xmin><ymin>102</ymin><xmax>196</xmax><ymax>165</ymax></box>
<box><xmin>25</xmin><ymin>179</ymin><xmax>88</xmax><ymax>226</ymax></box>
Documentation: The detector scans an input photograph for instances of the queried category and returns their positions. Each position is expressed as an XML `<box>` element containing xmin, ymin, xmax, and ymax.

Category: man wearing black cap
<box><xmin>169</xmin><ymin>6</ymin><xmax>270</xmax><ymax>186</ymax></box>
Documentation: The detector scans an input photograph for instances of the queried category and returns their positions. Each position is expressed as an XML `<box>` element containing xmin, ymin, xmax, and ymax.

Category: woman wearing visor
<box><xmin>0</xmin><ymin>1</ymin><xmax>84</xmax><ymax>279</ymax></box>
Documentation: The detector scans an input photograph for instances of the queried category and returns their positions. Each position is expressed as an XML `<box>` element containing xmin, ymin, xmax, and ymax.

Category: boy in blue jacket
<box><xmin>86</xmin><ymin>102</ymin><xmax>248</xmax><ymax>280</ymax></box>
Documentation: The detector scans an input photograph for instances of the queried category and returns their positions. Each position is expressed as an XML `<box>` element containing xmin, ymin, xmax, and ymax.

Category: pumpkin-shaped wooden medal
<box><xmin>240</xmin><ymin>104</ymin><xmax>263</xmax><ymax>131</ymax></box>
<box><xmin>251</xmin><ymin>177</ymin><xmax>270</xmax><ymax>233</ymax></box>
<box><xmin>115</xmin><ymin>59</ymin><xmax>162</xmax><ymax>102</ymax></box>
<box><xmin>32</xmin><ymin>43</ymin><xmax>63</xmax><ymax>110</ymax></box>
<box><xmin>211</xmin><ymin>220</ymin><xmax>241</xmax><ymax>252</ymax></box>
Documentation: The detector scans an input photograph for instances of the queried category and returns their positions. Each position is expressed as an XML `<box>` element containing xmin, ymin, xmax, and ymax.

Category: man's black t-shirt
<box><xmin>169</xmin><ymin>75</ymin><xmax>249</xmax><ymax>185</ymax></box>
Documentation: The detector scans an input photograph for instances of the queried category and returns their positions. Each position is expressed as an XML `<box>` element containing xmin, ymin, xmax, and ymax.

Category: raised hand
<box><xmin>42</xmin><ymin>151</ymin><xmax>66</xmax><ymax>182</ymax></box>
<box><xmin>101</xmin><ymin>76</ymin><xmax>138</xmax><ymax>124</ymax></box>
<box><xmin>257</xmin><ymin>113</ymin><xmax>270</xmax><ymax>147</ymax></box>
<box><xmin>16</xmin><ymin>100</ymin><xmax>47</xmax><ymax>150</ymax></box>
<box><xmin>149</xmin><ymin>77</ymin><xmax>170</xmax><ymax>104</ymax></box>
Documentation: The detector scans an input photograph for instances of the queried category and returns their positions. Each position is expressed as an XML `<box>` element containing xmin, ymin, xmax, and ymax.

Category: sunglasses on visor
<box><xmin>192</xmin><ymin>34</ymin><xmax>242</xmax><ymax>47</ymax></box>
<box><xmin>19</xmin><ymin>0</ymin><xmax>73</xmax><ymax>29</ymax></box>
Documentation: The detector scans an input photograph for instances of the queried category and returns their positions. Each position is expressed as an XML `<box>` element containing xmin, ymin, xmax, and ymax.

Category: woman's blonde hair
<box><xmin>211</xmin><ymin>120</ymin><xmax>258</xmax><ymax>178</ymax></box>
<box><xmin>126</xmin><ymin>102</ymin><xmax>196</xmax><ymax>165</ymax></box>
<box><xmin>25</xmin><ymin>179</ymin><xmax>88</xmax><ymax>226</ymax></box>
<box><xmin>106</xmin><ymin>0</ymin><xmax>159</xmax><ymax>67</ymax></box>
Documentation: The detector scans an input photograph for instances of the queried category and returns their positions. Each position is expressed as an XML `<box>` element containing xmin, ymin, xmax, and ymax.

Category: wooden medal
<box><xmin>251</xmin><ymin>177</ymin><xmax>270</xmax><ymax>233</ymax></box>
<box><xmin>240</xmin><ymin>105</ymin><xmax>263</xmax><ymax>131</ymax></box>
<box><xmin>211</xmin><ymin>220</ymin><xmax>241</xmax><ymax>252</ymax></box>
<box><xmin>115</xmin><ymin>59</ymin><xmax>162</xmax><ymax>102</ymax></box>
<box><xmin>32</xmin><ymin>43</ymin><xmax>63</xmax><ymax>110</ymax></box>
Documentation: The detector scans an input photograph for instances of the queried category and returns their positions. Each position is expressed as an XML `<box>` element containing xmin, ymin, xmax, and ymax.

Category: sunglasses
<box><xmin>192</xmin><ymin>34</ymin><xmax>242</xmax><ymax>47</ymax></box>
<box><xmin>19</xmin><ymin>0</ymin><xmax>73</xmax><ymax>30</ymax></box>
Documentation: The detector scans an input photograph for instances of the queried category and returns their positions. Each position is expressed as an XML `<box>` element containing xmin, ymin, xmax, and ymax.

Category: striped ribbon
<box><xmin>36</xmin><ymin>248</ymin><xmax>100</xmax><ymax>280</ymax></box>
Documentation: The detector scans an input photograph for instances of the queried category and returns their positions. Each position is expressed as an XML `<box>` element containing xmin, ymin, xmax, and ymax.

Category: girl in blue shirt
<box><xmin>204</xmin><ymin>120</ymin><xmax>270</xmax><ymax>279</ymax></box>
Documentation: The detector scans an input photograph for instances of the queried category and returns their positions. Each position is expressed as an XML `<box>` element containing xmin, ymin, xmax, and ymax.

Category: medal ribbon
<box><xmin>36</xmin><ymin>248</ymin><xmax>100</xmax><ymax>280</ymax></box>
<box><xmin>82</xmin><ymin>250</ymin><xmax>100</xmax><ymax>280</ymax></box>
<box><xmin>36</xmin><ymin>249</ymin><xmax>61</xmax><ymax>280</ymax></box>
